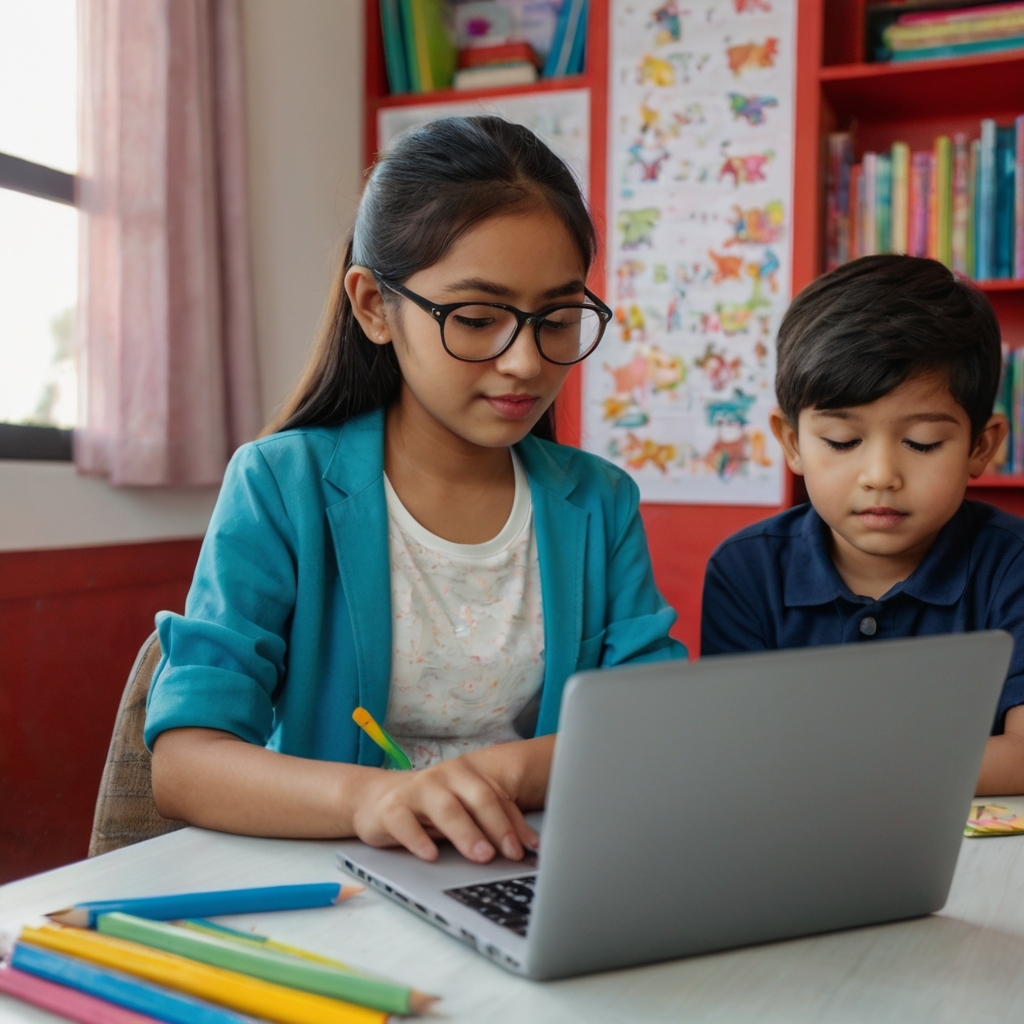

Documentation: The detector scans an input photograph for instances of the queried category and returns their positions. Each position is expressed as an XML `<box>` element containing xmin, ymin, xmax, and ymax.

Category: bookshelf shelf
<box><xmin>820</xmin><ymin>50</ymin><xmax>1024</xmax><ymax>120</ymax></box>
<box><xmin>976</xmin><ymin>279</ymin><xmax>1024</xmax><ymax>293</ymax></box>
<box><xmin>970</xmin><ymin>475</ymin><xmax>1024</xmax><ymax>488</ymax></box>
<box><xmin>375</xmin><ymin>75</ymin><xmax>590</xmax><ymax>111</ymax></box>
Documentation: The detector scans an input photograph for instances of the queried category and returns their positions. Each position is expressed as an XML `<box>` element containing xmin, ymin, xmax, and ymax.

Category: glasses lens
<box><xmin>537</xmin><ymin>307</ymin><xmax>604</xmax><ymax>363</ymax></box>
<box><xmin>443</xmin><ymin>305</ymin><xmax>520</xmax><ymax>360</ymax></box>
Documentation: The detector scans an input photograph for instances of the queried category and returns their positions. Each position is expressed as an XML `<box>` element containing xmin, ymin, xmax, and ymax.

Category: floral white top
<box><xmin>381</xmin><ymin>451</ymin><xmax>545</xmax><ymax>769</ymax></box>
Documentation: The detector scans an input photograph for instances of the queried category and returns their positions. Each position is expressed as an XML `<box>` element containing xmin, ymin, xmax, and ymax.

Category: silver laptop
<box><xmin>337</xmin><ymin>631</ymin><xmax>1012</xmax><ymax>980</ymax></box>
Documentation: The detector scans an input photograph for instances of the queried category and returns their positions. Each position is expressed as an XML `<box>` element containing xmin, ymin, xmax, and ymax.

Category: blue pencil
<box><xmin>11</xmin><ymin>942</ymin><xmax>251</xmax><ymax>1024</ymax></box>
<box><xmin>47</xmin><ymin>882</ymin><xmax>363</xmax><ymax>928</ymax></box>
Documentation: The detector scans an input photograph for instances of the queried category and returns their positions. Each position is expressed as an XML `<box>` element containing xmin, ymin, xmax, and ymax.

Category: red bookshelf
<box><xmin>810</xmin><ymin>0</ymin><xmax>1024</xmax><ymax>518</ymax></box>
<box><xmin>361</xmin><ymin>2</ymin><xmax>1024</xmax><ymax>648</ymax></box>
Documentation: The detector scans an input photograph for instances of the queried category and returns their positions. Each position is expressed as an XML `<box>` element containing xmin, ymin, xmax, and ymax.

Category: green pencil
<box><xmin>352</xmin><ymin>707</ymin><xmax>413</xmax><ymax>770</ymax></box>
<box><xmin>96</xmin><ymin>913</ymin><xmax>436</xmax><ymax>1016</ymax></box>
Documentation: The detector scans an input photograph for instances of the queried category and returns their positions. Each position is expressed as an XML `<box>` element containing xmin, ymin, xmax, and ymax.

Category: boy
<box><xmin>701</xmin><ymin>255</ymin><xmax>1024</xmax><ymax>795</ymax></box>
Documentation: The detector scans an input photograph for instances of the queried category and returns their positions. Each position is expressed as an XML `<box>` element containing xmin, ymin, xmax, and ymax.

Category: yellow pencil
<box><xmin>19</xmin><ymin>925</ymin><xmax>386</xmax><ymax>1024</ymax></box>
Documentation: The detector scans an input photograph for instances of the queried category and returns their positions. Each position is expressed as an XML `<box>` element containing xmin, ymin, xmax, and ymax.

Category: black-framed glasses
<box><xmin>374</xmin><ymin>275</ymin><xmax>613</xmax><ymax>365</ymax></box>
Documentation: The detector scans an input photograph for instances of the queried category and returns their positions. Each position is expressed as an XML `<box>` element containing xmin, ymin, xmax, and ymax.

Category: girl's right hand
<box><xmin>350</xmin><ymin>753</ymin><xmax>540</xmax><ymax>863</ymax></box>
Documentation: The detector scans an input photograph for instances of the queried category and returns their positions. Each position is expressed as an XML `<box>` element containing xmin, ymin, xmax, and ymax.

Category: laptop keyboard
<box><xmin>444</xmin><ymin>875</ymin><xmax>537</xmax><ymax>937</ymax></box>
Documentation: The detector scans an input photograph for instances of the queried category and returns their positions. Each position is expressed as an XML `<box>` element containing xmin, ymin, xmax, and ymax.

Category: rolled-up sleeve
<box><xmin>144</xmin><ymin>444</ymin><xmax>298</xmax><ymax>750</ymax></box>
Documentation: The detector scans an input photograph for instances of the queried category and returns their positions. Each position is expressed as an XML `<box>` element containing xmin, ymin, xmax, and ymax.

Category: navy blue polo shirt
<box><xmin>701</xmin><ymin>500</ymin><xmax>1024</xmax><ymax>732</ymax></box>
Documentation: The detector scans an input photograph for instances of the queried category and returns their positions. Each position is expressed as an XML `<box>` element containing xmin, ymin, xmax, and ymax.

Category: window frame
<box><xmin>0</xmin><ymin>151</ymin><xmax>77</xmax><ymax>461</ymax></box>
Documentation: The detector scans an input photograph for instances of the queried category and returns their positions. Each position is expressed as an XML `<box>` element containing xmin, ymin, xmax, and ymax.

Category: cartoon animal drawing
<box><xmin>619</xmin><ymin>433</ymin><xmax>677</xmax><ymax>473</ymax></box>
<box><xmin>616</xmin><ymin>259</ymin><xmax>646</xmax><ymax>299</ymax></box>
<box><xmin>724</xmin><ymin>200</ymin><xmax>785</xmax><ymax>246</ymax></box>
<box><xmin>708</xmin><ymin>250</ymin><xmax>744</xmax><ymax>283</ymax></box>
<box><xmin>617</xmin><ymin>208</ymin><xmax>661</xmax><ymax>249</ymax></box>
<box><xmin>705</xmin><ymin>388</ymin><xmax>757</xmax><ymax>426</ymax></box>
<box><xmin>719</xmin><ymin>151</ymin><xmax>773</xmax><ymax>187</ymax></box>
<box><xmin>735</xmin><ymin>0</ymin><xmax>772</xmax><ymax>11</ymax></box>
<box><xmin>603</xmin><ymin>396</ymin><xmax>634</xmax><ymax>422</ymax></box>
<box><xmin>726</xmin><ymin>38</ymin><xmax>779</xmax><ymax>76</ymax></box>
<box><xmin>702</xmin><ymin>435</ymin><xmax>750</xmax><ymax>478</ymax></box>
<box><xmin>728</xmin><ymin>93</ymin><xmax>778</xmax><ymax>126</ymax></box>
<box><xmin>650</xmin><ymin>1</ymin><xmax>684</xmax><ymax>44</ymax></box>
<box><xmin>606</xmin><ymin>354</ymin><xmax>650</xmax><ymax>397</ymax></box>
<box><xmin>614</xmin><ymin>303</ymin><xmax>647</xmax><ymax>341</ymax></box>
<box><xmin>666</xmin><ymin>294</ymin><xmax>683</xmax><ymax>332</ymax></box>
<box><xmin>695</xmin><ymin>343</ymin><xmax>742</xmax><ymax>390</ymax></box>
<box><xmin>605</xmin><ymin>346</ymin><xmax>687</xmax><ymax>400</ymax></box>
<box><xmin>746</xmin><ymin>248</ymin><xmax>781</xmax><ymax>293</ymax></box>
<box><xmin>637</xmin><ymin>51</ymin><xmax>706</xmax><ymax>86</ymax></box>
<box><xmin>629</xmin><ymin>135</ymin><xmax>670</xmax><ymax>182</ymax></box>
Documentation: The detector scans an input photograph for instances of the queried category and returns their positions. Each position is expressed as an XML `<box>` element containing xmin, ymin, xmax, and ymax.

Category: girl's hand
<box><xmin>351</xmin><ymin>739</ymin><xmax>550</xmax><ymax>863</ymax></box>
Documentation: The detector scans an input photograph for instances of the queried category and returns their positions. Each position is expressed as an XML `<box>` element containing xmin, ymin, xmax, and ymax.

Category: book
<box><xmin>544</xmin><ymin>0</ymin><xmax>587</xmax><ymax>77</ymax></box>
<box><xmin>457</xmin><ymin>40</ymin><xmax>542</xmax><ymax>68</ymax></box>
<box><xmin>891</xmin><ymin>141</ymin><xmax>910</xmax><ymax>253</ymax></box>
<box><xmin>898</xmin><ymin>2</ymin><xmax>1024</xmax><ymax>27</ymax></box>
<box><xmin>876</xmin><ymin>153</ymin><xmax>892</xmax><ymax>253</ymax></box>
<box><xmin>909</xmin><ymin>150</ymin><xmax>931</xmax><ymax>257</ymax></box>
<box><xmin>951</xmin><ymin>134</ymin><xmax>971</xmax><ymax>274</ymax></box>
<box><xmin>995</xmin><ymin>124</ymin><xmax>1017</xmax><ymax>278</ymax></box>
<box><xmin>825</xmin><ymin>132</ymin><xmax>854</xmax><ymax>271</ymax></box>
<box><xmin>968</xmin><ymin>138</ymin><xmax>980</xmax><ymax>276</ymax></box>
<box><xmin>850</xmin><ymin>162</ymin><xmax>863</xmax><ymax>259</ymax></box>
<box><xmin>381</xmin><ymin>0</ymin><xmax>411</xmax><ymax>94</ymax></box>
<box><xmin>453</xmin><ymin>62</ymin><xmax>539</xmax><ymax>88</ymax></box>
<box><xmin>863</xmin><ymin>152</ymin><xmax>878</xmax><ymax>256</ymax></box>
<box><xmin>889</xmin><ymin>34</ymin><xmax>1024</xmax><ymax>61</ymax></box>
<box><xmin>935</xmin><ymin>135</ymin><xmax>953</xmax><ymax>268</ymax></box>
<box><xmin>401</xmin><ymin>0</ymin><xmax>457</xmax><ymax>93</ymax></box>
<box><xmin>978</xmin><ymin>119</ymin><xmax>998</xmax><ymax>280</ymax></box>
<box><xmin>1017</xmin><ymin>115</ymin><xmax>1024</xmax><ymax>278</ymax></box>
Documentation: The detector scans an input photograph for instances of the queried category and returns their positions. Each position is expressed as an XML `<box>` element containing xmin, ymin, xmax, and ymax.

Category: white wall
<box><xmin>0</xmin><ymin>0</ymin><xmax>365</xmax><ymax>553</ymax></box>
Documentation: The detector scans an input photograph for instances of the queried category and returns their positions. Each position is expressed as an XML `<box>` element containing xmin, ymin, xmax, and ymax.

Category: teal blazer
<box><xmin>145</xmin><ymin>409</ymin><xmax>686</xmax><ymax>763</ymax></box>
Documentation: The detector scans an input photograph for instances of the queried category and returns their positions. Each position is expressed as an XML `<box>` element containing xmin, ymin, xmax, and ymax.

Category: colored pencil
<box><xmin>7</xmin><ymin>946</ymin><xmax>250</xmax><ymax>1024</ymax></box>
<box><xmin>19</xmin><ymin>926</ymin><xmax>387</xmax><ymax>1024</ymax></box>
<box><xmin>180</xmin><ymin>920</ymin><xmax>365</xmax><ymax>974</ymax></box>
<box><xmin>352</xmin><ymin>708</ymin><xmax>413</xmax><ymax>770</ymax></box>
<box><xmin>48</xmin><ymin>882</ymin><xmax>363</xmax><ymax>929</ymax></box>
<box><xmin>97</xmin><ymin>913</ymin><xmax>435</xmax><ymax>1016</ymax></box>
<box><xmin>0</xmin><ymin>964</ymin><xmax>161</xmax><ymax>1024</ymax></box>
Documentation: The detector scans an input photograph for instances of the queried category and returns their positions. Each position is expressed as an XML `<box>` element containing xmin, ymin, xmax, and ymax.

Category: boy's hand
<box><xmin>350</xmin><ymin>743</ymin><xmax>546</xmax><ymax>863</ymax></box>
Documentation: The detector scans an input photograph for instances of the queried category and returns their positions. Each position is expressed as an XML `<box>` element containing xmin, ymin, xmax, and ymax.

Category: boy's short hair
<box><xmin>776</xmin><ymin>255</ymin><xmax>1002</xmax><ymax>437</ymax></box>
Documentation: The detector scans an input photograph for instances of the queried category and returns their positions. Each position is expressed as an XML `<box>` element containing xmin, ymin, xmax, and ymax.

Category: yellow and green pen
<box><xmin>352</xmin><ymin>707</ymin><xmax>413</xmax><ymax>770</ymax></box>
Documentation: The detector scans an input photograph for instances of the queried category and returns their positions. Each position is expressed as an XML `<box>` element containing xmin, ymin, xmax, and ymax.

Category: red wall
<box><xmin>0</xmin><ymin>539</ymin><xmax>200</xmax><ymax>883</ymax></box>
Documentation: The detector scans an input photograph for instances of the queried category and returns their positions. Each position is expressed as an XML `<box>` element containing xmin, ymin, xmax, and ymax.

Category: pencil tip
<box><xmin>45</xmin><ymin>910</ymin><xmax>88</xmax><ymax>928</ymax></box>
<box><xmin>409</xmin><ymin>991</ymin><xmax>441</xmax><ymax>1015</ymax></box>
<box><xmin>335</xmin><ymin>884</ymin><xmax>365</xmax><ymax>903</ymax></box>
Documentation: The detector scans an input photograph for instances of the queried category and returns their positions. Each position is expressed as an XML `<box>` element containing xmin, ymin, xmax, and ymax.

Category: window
<box><xmin>0</xmin><ymin>0</ymin><xmax>77</xmax><ymax>460</ymax></box>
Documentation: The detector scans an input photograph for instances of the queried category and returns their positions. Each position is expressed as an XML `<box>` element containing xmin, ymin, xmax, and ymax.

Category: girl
<box><xmin>147</xmin><ymin>116</ymin><xmax>685</xmax><ymax>866</ymax></box>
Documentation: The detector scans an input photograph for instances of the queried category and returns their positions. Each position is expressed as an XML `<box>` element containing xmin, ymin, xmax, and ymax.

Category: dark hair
<box><xmin>776</xmin><ymin>255</ymin><xmax>1002</xmax><ymax>437</ymax></box>
<box><xmin>265</xmin><ymin>115</ymin><xmax>597</xmax><ymax>439</ymax></box>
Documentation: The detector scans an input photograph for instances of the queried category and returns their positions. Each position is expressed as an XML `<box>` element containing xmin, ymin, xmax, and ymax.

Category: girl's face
<box><xmin>348</xmin><ymin>206</ymin><xmax>588</xmax><ymax>449</ymax></box>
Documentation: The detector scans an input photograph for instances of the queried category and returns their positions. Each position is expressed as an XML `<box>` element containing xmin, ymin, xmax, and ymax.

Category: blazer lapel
<box><xmin>516</xmin><ymin>436</ymin><xmax>587</xmax><ymax>737</ymax></box>
<box><xmin>323</xmin><ymin>411</ymin><xmax>392</xmax><ymax>766</ymax></box>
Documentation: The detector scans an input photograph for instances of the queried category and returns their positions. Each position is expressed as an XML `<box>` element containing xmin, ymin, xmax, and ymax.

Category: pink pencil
<box><xmin>0</xmin><ymin>965</ymin><xmax>159</xmax><ymax>1024</ymax></box>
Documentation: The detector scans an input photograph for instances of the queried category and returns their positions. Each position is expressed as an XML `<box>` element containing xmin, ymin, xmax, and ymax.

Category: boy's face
<box><xmin>770</xmin><ymin>373</ymin><xmax>1008</xmax><ymax>565</ymax></box>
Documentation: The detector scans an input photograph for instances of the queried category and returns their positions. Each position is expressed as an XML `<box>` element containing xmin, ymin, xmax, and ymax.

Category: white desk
<box><xmin>4</xmin><ymin>812</ymin><xmax>1024</xmax><ymax>1024</ymax></box>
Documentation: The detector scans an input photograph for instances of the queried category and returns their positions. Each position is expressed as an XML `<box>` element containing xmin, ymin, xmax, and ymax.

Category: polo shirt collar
<box><xmin>783</xmin><ymin>502</ymin><xmax>971</xmax><ymax>608</ymax></box>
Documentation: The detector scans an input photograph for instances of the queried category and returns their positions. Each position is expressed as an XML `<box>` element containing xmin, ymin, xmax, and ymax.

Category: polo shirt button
<box><xmin>859</xmin><ymin>616</ymin><xmax>877</xmax><ymax>636</ymax></box>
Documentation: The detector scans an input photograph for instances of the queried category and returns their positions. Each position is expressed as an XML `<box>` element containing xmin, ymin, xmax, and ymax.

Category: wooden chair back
<box><xmin>88</xmin><ymin>631</ymin><xmax>185</xmax><ymax>856</ymax></box>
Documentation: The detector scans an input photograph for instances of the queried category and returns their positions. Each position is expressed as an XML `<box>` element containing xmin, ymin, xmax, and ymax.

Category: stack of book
<box><xmin>824</xmin><ymin>117</ymin><xmax>1024</xmax><ymax>280</ymax></box>
<box><xmin>380</xmin><ymin>0</ymin><xmax>587</xmax><ymax>95</ymax></box>
<box><xmin>876</xmin><ymin>1</ymin><xmax>1024</xmax><ymax>63</ymax></box>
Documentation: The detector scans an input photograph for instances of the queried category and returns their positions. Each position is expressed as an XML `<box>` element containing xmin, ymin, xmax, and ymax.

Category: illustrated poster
<box><xmin>583</xmin><ymin>0</ymin><xmax>795</xmax><ymax>504</ymax></box>
<box><xmin>378</xmin><ymin>89</ymin><xmax>590</xmax><ymax>195</ymax></box>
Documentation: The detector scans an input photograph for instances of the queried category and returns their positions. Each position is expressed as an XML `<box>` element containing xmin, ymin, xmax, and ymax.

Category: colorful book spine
<box><xmin>951</xmin><ymin>134</ymin><xmax>971</xmax><ymax>274</ymax></box>
<box><xmin>996</xmin><ymin>124</ymin><xmax>1017</xmax><ymax>279</ymax></box>
<box><xmin>935</xmin><ymin>135</ymin><xmax>953</xmax><ymax>268</ymax></box>
<box><xmin>1017</xmin><ymin>115</ymin><xmax>1024</xmax><ymax>279</ymax></box>
<box><xmin>968</xmin><ymin>138</ymin><xmax>980</xmax><ymax>277</ymax></box>
<box><xmin>863</xmin><ymin>152</ymin><xmax>878</xmax><ymax>256</ymax></box>
<box><xmin>891</xmin><ymin>141</ymin><xmax>910</xmax><ymax>254</ymax></box>
<box><xmin>876</xmin><ymin>154</ymin><xmax>892</xmax><ymax>253</ymax></box>
<box><xmin>978</xmin><ymin>118</ymin><xmax>998</xmax><ymax>280</ymax></box>
<box><xmin>825</xmin><ymin>133</ymin><xmax>854</xmax><ymax>271</ymax></box>
<box><xmin>850</xmin><ymin>162</ymin><xmax>863</xmax><ymax>259</ymax></box>
<box><xmin>909</xmin><ymin>151</ymin><xmax>931</xmax><ymax>257</ymax></box>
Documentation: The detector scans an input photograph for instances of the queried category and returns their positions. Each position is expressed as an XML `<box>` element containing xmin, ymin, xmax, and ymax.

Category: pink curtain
<box><xmin>76</xmin><ymin>0</ymin><xmax>261</xmax><ymax>486</ymax></box>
